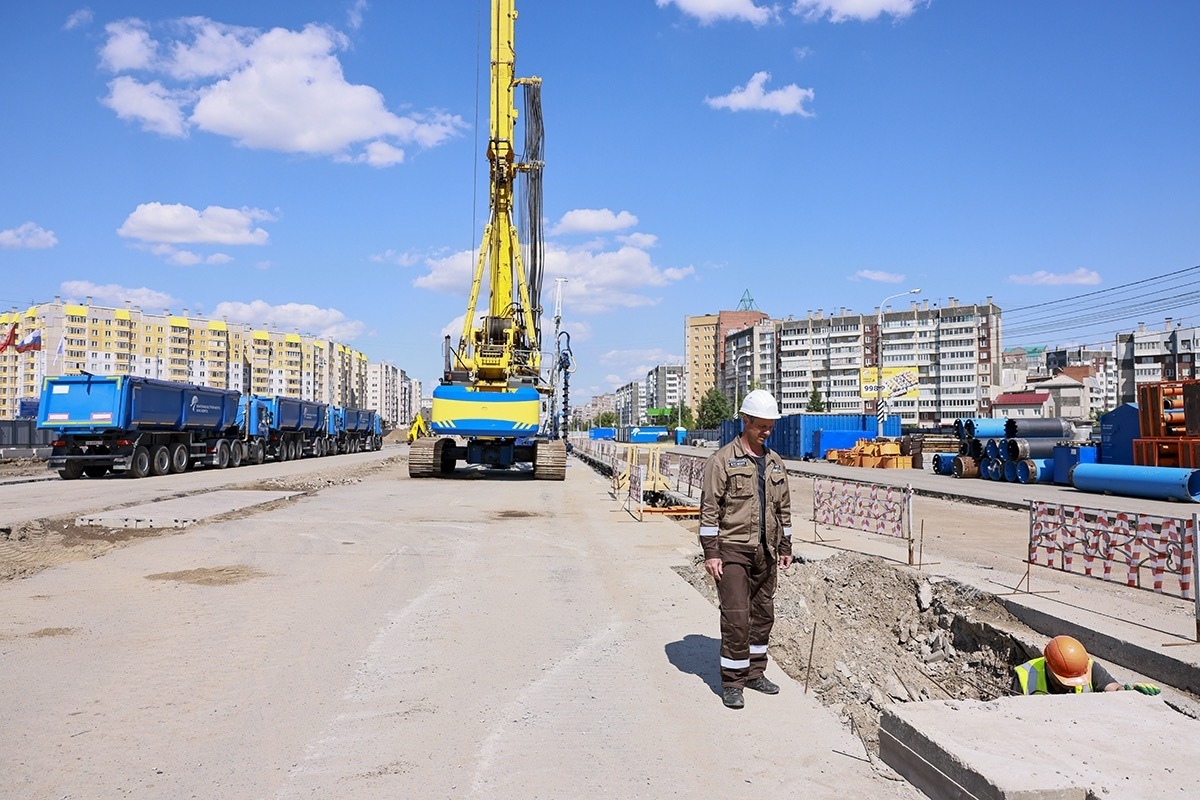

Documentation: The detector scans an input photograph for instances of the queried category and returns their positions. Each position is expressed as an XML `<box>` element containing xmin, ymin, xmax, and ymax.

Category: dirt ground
<box><xmin>675</xmin><ymin>550</ymin><xmax>1038</xmax><ymax>754</ymax></box>
<box><xmin>0</xmin><ymin>455</ymin><xmax>400</xmax><ymax>582</ymax></box>
<box><xmin>0</xmin><ymin>457</ymin><xmax>50</xmax><ymax>478</ymax></box>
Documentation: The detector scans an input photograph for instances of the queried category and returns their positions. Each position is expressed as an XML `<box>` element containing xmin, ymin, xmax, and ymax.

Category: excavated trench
<box><xmin>675</xmin><ymin>551</ymin><xmax>1042</xmax><ymax>755</ymax></box>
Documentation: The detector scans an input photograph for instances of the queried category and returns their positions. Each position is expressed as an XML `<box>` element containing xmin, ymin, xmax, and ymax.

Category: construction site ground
<box><xmin>0</xmin><ymin>444</ymin><xmax>1196</xmax><ymax>798</ymax></box>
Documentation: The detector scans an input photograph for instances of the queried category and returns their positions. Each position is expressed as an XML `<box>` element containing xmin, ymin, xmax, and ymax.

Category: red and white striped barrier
<box><xmin>1028</xmin><ymin>501</ymin><xmax>1197</xmax><ymax>603</ymax></box>
<box><xmin>813</xmin><ymin>477</ymin><xmax>911</xmax><ymax>541</ymax></box>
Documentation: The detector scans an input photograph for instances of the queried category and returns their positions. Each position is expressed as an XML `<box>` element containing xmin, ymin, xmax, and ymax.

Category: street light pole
<box><xmin>875</xmin><ymin>287</ymin><xmax>921</xmax><ymax>438</ymax></box>
<box><xmin>733</xmin><ymin>352</ymin><xmax>752</xmax><ymax>419</ymax></box>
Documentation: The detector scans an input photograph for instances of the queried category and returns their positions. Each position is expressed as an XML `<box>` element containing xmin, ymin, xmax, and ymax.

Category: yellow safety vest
<box><xmin>1014</xmin><ymin>657</ymin><xmax>1094</xmax><ymax>695</ymax></box>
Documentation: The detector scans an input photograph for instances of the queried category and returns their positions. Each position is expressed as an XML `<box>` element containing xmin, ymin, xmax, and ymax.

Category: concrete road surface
<box><xmin>0</xmin><ymin>458</ymin><xmax>916</xmax><ymax>799</ymax></box>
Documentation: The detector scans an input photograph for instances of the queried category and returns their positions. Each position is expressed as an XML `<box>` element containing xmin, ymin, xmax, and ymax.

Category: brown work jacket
<box><xmin>698</xmin><ymin>436</ymin><xmax>793</xmax><ymax>560</ymax></box>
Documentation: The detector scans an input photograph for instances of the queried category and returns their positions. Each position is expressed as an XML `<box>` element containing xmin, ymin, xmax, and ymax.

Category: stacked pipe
<box><xmin>945</xmin><ymin>416</ymin><xmax>1074</xmax><ymax>484</ymax></box>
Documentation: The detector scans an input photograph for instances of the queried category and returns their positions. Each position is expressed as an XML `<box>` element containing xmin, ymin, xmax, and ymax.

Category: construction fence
<box><xmin>1028</xmin><ymin>501</ymin><xmax>1199</xmax><ymax>610</ymax></box>
<box><xmin>812</xmin><ymin>477</ymin><xmax>916</xmax><ymax>564</ymax></box>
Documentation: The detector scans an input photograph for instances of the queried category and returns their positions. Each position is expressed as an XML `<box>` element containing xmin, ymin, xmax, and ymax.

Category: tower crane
<box><xmin>409</xmin><ymin>0</ymin><xmax>566</xmax><ymax>480</ymax></box>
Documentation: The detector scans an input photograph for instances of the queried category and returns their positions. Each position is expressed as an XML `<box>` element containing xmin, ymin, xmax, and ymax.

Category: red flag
<box><xmin>0</xmin><ymin>324</ymin><xmax>16</xmax><ymax>353</ymax></box>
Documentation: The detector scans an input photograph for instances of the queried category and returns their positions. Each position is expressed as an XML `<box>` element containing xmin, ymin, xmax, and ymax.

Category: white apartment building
<box><xmin>366</xmin><ymin>362</ymin><xmax>402</xmax><ymax>429</ymax></box>
<box><xmin>1115</xmin><ymin>319</ymin><xmax>1199</xmax><ymax>403</ymax></box>
<box><xmin>721</xmin><ymin>321</ymin><xmax>777</xmax><ymax>409</ymax></box>
<box><xmin>772</xmin><ymin>297</ymin><xmax>1002</xmax><ymax>426</ymax></box>
<box><xmin>614</xmin><ymin>379</ymin><xmax>645</xmax><ymax>426</ymax></box>
<box><xmin>645</xmin><ymin>364</ymin><xmax>684</xmax><ymax>418</ymax></box>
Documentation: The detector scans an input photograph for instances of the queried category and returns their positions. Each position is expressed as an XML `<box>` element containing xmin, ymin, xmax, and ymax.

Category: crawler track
<box><xmin>533</xmin><ymin>440</ymin><xmax>566</xmax><ymax>481</ymax></box>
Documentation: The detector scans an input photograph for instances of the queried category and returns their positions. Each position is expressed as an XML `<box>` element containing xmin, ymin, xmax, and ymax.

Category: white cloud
<box><xmin>441</xmin><ymin>314</ymin><xmax>468</xmax><ymax>340</ymax></box>
<box><xmin>851</xmin><ymin>269</ymin><xmax>904</xmax><ymax>283</ymax></box>
<box><xmin>551</xmin><ymin>208</ymin><xmax>639</xmax><ymax>235</ymax></box>
<box><xmin>791</xmin><ymin>0</ymin><xmax>925</xmax><ymax>23</ymax></box>
<box><xmin>706</xmin><ymin>71</ymin><xmax>815</xmax><ymax>116</ymax></box>
<box><xmin>97</xmin><ymin>17</ymin><xmax>467</xmax><ymax>165</ymax></box>
<box><xmin>64</xmin><ymin>9</ymin><xmax>94</xmax><ymax>31</ymax></box>
<box><xmin>352</xmin><ymin>140</ymin><xmax>405</xmax><ymax>167</ymax></box>
<box><xmin>0</xmin><ymin>222</ymin><xmax>58</xmax><ymax>249</ymax></box>
<box><xmin>100</xmin><ymin>19</ymin><xmax>157</xmax><ymax>71</ymax></box>
<box><xmin>61</xmin><ymin>280</ymin><xmax>177</xmax><ymax>309</ymax></box>
<box><xmin>102</xmin><ymin>76</ymin><xmax>190</xmax><ymax>137</ymax></box>
<box><xmin>617</xmin><ymin>232</ymin><xmax>659</xmax><ymax>249</ymax></box>
<box><xmin>1009</xmin><ymin>268</ymin><xmax>1102</xmax><ymax>287</ymax></box>
<box><xmin>347</xmin><ymin>0</ymin><xmax>369</xmax><ymax>31</ymax></box>
<box><xmin>212</xmin><ymin>299</ymin><xmax>366</xmax><ymax>340</ymax></box>
<box><xmin>118</xmin><ymin>202</ymin><xmax>274</xmax><ymax>245</ymax></box>
<box><xmin>371</xmin><ymin>248</ymin><xmax>423</xmax><ymax>266</ymax></box>
<box><xmin>657</xmin><ymin>0</ymin><xmax>777</xmax><ymax>26</ymax></box>
<box><xmin>413</xmin><ymin>240</ymin><xmax>695</xmax><ymax>315</ymax></box>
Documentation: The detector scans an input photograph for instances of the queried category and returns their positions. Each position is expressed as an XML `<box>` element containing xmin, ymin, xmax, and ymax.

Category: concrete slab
<box><xmin>74</xmin><ymin>489</ymin><xmax>300</xmax><ymax>528</ymax></box>
<box><xmin>880</xmin><ymin>693</ymin><xmax>1200</xmax><ymax>800</ymax></box>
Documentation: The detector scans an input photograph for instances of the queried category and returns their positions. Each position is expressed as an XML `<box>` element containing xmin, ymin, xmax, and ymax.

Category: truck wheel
<box><xmin>129</xmin><ymin>446</ymin><xmax>151</xmax><ymax>479</ymax></box>
<box><xmin>289</xmin><ymin>440</ymin><xmax>299</xmax><ymax>460</ymax></box>
<box><xmin>249</xmin><ymin>442</ymin><xmax>264</xmax><ymax>465</ymax></box>
<box><xmin>229</xmin><ymin>442</ymin><xmax>244</xmax><ymax>468</ymax></box>
<box><xmin>169</xmin><ymin>443</ymin><xmax>189</xmax><ymax>474</ymax></box>
<box><xmin>150</xmin><ymin>445</ymin><xmax>171</xmax><ymax>476</ymax></box>
<box><xmin>59</xmin><ymin>462</ymin><xmax>85</xmax><ymax>480</ymax></box>
<box><xmin>83</xmin><ymin>466</ymin><xmax>109</xmax><ymax>479</ymax></box>
<box><xmin>215</xmin><ymin>440</ymin><xmax>230</xmax><ymax>469</ymax></box>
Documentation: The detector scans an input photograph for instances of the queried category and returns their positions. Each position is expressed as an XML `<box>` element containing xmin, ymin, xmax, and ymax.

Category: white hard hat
<box><xmin>739</xmin><ymin>389</ymin><xmax>781</xmax><ymax>420</ymax></box>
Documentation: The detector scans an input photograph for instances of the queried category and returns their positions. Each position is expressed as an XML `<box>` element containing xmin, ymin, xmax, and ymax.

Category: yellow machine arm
<box><xmin>455</xmin><ymin>0</ymin><xmax>543</xmax><ymax>390</ymax></box>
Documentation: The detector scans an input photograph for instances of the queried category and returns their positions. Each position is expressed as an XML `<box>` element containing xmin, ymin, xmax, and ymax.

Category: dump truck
<box><xmin>38</xmin><ymin>374</ymin><xmax>241</xmax><ymax>479</ymax></box>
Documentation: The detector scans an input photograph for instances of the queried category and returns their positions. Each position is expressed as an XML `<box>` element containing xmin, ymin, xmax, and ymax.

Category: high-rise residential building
<box><xmin>579</xmin><ymin>392</ymin><xmax>616</xmax><ymax>425</ymax></box>
<box><xmin>614</xmin><ymin>380</ymin><xmax>645</xmax><ymax>426</ymax></box>
<box><xmin>721</xmin><ymin>320</ymin><xmax>776</xmax><ymax>410</ymax></box>
<box><xmin>1115</xmin><ymin>319</ymin><xmax>1199</xmax><ymax>405</ymax></box>
<box><xmin>0</xmin><ymin>297</ymin><xmax>374</xmax><ymax>418</ymax></box>
<box><xmin>684</xmin><ymin>309</ymin><xmax>769</xmax><ymax>415</ymax></box>
<box><xmin>774</xmin><ymin>297</ymin><xmax>1002</xmax><ymax>426</ymax></box>
<box><xmin>366</xmin><ymin>362</ymin><xmax>402</xmax><ymax>428</ymax></box>
<box><xmin>645</xmin><ymin>364</ymin><xmax>684</xmax><ymax>419</ymax></box>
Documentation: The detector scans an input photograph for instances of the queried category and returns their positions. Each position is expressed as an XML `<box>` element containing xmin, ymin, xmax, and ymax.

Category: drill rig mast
<box><xmin>409</xmin><ymin>0</ymin><xmax>566</xmax><ymax>480</ymax></box>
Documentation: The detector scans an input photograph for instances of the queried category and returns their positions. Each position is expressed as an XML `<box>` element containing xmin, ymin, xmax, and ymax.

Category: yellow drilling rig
<box><xmin>409</xmin><ymin>0</ymin><xmax>565</xmax><ymax>480</ymax></box>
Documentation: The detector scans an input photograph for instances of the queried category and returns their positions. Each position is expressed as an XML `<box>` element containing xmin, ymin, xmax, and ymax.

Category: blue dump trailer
<box><xmin>328</xmin><ymin>406</ymin><xmax>383</xmax><ymax>453</ymax></box>
<box><xmin>38</xmin><ymin>375</ymin><xmax>240</xmax><ymax>479</ymax></box>
<box><xmin>257</xmin><ymin>395</ymin><xmax>332</xmax><ymax>460</ymax></box>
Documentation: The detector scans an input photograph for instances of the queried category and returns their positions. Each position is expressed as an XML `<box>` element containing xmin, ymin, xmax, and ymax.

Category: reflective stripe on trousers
<box><xmin>717</xmin><ymin>545</ymin><xmax>776</xmax><ymax>688</ymax></box>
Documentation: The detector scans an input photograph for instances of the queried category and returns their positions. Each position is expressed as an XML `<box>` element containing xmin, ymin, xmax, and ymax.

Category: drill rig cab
<box><xmin>408</xmin><ymin>0</ymin><xmax>565</xmax><ymax>480</ymax></box>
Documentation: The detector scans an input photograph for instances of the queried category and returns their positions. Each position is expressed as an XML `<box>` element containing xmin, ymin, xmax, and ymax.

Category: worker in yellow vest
<box><xmin>1013</xmin><ymin>635</ymin><xmax>1161</xmax><ymax>696</ymax></box>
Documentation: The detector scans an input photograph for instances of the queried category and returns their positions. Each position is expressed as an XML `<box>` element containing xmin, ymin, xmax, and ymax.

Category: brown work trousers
<box><xmin>717</xmin><ymin>544</ymin><xmax>777</xmax><ymax>687</ymax></box>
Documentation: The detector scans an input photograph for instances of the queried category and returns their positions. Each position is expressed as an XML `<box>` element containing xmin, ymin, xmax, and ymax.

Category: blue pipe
<box><xmin>965</xmin><ymin>418</ymin><xmax>1008</xmax><ymax>439</ymax></box>
<box><xmin>1070</xmin><ymin>463</ymin><xmax>1200</xmax><ymax>503</ymax></box>
<box><xmin>984</xmin><ymin>438</ymin><xmax>1001</xmax><ymax>460</ymax></box>
<box><xmin>933</xmin><ymin>453</ymin><xmax>957</xmax><ymax>475</ymax></box>
<box><xmin>1016</xmin><ymin>458</ymin><xmax>1053</xmax><ymax>484</ymax></box>
<box><xmin>1003</xmin><ymin>459</ymin><xmax>1018</xmax><ymax>482</ymax></box>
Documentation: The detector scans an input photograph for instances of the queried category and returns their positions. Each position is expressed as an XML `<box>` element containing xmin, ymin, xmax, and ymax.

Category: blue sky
<box><xmin>1</xmin><ymin>0</ymin><xmax>1196</xmax><ymax>402</ymax></box>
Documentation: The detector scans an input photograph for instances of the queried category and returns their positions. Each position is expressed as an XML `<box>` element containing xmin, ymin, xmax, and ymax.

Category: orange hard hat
<box><xmin>1044</xmin><ymin>635</ymin><xmax>1090</xmax><ymax>687</ymax></box>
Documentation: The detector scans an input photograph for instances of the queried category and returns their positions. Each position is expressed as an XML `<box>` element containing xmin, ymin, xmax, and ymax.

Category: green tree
<box><xmin>697</xmin><ymin>388</ymin><xmax>732</xmax><ymax>429</ymax></box>
<box><xmin>805</xmin><ymin>387</ymin><xmax>826</xmax><ymax>412</ymax></box>
<box><xmin>662</xmin><ymin>404</ymin><xmax>695</xmax><ymax>429</ymax></box>
<box><xmin>596</xmin><ymin>410</ymin><xmax>617</xmax><ymax>427</ymax></box>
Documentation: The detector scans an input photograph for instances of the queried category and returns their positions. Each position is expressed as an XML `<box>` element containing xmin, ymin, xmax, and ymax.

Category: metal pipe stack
<box><xmin>943</xmin><ymin>416</ymin><xmax>1072</xmax><ymax>484</ymax></box>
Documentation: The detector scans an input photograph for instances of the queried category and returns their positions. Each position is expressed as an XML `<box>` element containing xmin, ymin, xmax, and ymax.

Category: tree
<box><xmin>596</xmin><ymin>410</ymin><xmax>617</xmax><ymax>427</ymax></box>
<box><xmin>697</xmin><ymin>387</ymin><xmax>732</xmax><ymax>429</ymax></box>
<box><xmin>661</xmin><ymin>404</ymin><xmax>694</xmax><ymax>429</ymax></box>
<box><xmin>805</xmin><ymin>387</ymin><xmax>826</xmax><ymax>412</ymax></box>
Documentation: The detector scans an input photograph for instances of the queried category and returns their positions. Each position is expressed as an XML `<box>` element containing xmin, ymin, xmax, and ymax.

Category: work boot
<box><xmin>745</xmin><ymin>676</ymin><xmax>779</xmax><ymax>695</ymax></box>
<box><xmin>722</xmin><ymin>686</ymin><xmax>744</xmax><ymax>709</ymax></box>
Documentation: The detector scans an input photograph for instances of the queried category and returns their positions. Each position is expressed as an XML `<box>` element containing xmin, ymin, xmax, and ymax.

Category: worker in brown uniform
<box><xmin>699</xmin><ymin>389</ymin><xmax>793</xmax><ymax>709</ymax></box>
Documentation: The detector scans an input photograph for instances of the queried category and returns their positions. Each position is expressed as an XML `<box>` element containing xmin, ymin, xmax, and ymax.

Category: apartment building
<box><xmin>579</xmin><ymin>392</ymin><xmax>616</xmax><ymax>425</ymax></box>
<box><xmin>721</xmin><ymin>320</ymin><xmax>777</xmax><ymax>410</ymax></box>
<box><xmin>1115</xmin><ymin>319</ymin><xmax>1199</xmax><ymax>404</ymax></box>
<box><xmin>613</xmin><ymin>380</ymin><xmax>645</xmax><ymax>427</ymax></box>
<box><xmin>645</xmin><ymin>364</ymin><xmax>684</xmax><ymax>418</ymax></box>
<box><xmin>683</xmin><ymin>309</ymin><xmax>769</xmax><ymax>415</ymax></box>
<box><xmin>366</xmin><ymin>362</ymin><xmax>402</xmax><ymax>428</ymax></box>
<box><xmin>772</xmin><ymin>297</ymin><xmax>1002</xmax><ymax>426</ymax></box>
<box><xmin>0</xmin><ymin>297</ymin><xmax>373</xmax><ymax>418</ymax></box>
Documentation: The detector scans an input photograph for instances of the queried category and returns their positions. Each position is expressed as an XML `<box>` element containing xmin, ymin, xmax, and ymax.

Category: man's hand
<box><xmin>1125</xmin><ymin>683</ymin><xmax>1161</xmax><ymax>695</ymax></box>
<box><xmin>704</xmin><ymin>557</ymin><xmax>723</xmax><ymax>580</ymax></box>
<box><xmin>779</xmin><ymin>554</ymin><xmax>793</xmax><ymax>570</ymax></box>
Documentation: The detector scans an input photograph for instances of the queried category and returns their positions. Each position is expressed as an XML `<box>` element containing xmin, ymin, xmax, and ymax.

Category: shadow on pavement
<box><xmin>665</xmin><ymin>633</ymin><xmax>721</xmax><ymax>697</ymax></box>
